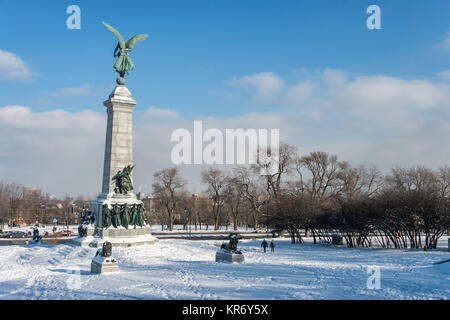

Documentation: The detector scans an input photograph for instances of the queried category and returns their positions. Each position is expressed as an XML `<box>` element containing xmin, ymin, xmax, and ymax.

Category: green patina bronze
<box><xmin>220</xmin><ymin>234</ymin><xmax>243</xmax><ymax>254</ymax></box>
<box><xmin>106</xmin><ymin>203</ymin><xmax>146</xmax><ymax>229</ymax></box>
<box><xmin>112</xmin><ymin>164</ymin><xmax>135</xmax><ymax>195</ymax></box>
<box><xmin>102</xmin><ymin>204</ymin><xmax>112</xmax><ymax>229</ymax></box>
<box><xmin>103</xmin><ymin>22</ymin><xmax>148</xmax><ymax>85</ymax></box>
<box><xmin>137</xmin><ymin>203</ymin><xmax>146</xmax><ymax>227</ymax></box>
<box><xmin>129</xmin><ymin>204</ymin><xmax>138</xmax><ymax>227</ymax></box>
<box><xmin>121</xmin><ymin>204</ymin><xmax>130</xmax><ymax>229</ymax></box>
<box><xmin>111</xmin><ymin>204</ymin><xmax>121</xmax><ymax>228</ymax></box>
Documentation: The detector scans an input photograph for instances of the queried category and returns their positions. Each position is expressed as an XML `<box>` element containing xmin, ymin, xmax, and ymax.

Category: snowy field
<box><xmin>0</xmin><ymin>237</ymin><xmax>448</xmax><ymax>300</ymax></box>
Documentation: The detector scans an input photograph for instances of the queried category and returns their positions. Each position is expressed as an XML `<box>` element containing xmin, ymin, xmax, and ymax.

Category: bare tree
<box><xmin>196</xmin><ymin>196</ymin><xmax>212</xmax><ymax>230</ymax></box>
<box><xmin>8</xmin><ymin>183</ymin><xmax>23</xmax><ymax>226</ymax></box>
<box><xmin>337</xmin><ymin>164</ymin><xmax>383</xmax><ymax>200</ymax></box>
<box><xmin>224</xmin><ymin>173</ymin><xmax>246</xmax><ymax>230</ymax></box>
<box><xmin>436</xmin><ymin>166</ymin><xmax>450</xmax><ymax>198</ymax></box>
<box><xmin>235</xmin><ymin>166</ymin><xmax>266</xmax><ymax>230</ymax></box>
<box><xmin>297</xmin><ymin>151</ymin><xmax>345</xmax><ymax>201</ymax></box>
<box><xmin>254</xmin><ymin>142</ymin><xmax>295</xmax><ymax>202</ymax></box>
<box><xmin>0</xmin><ymin>182</ymin><xmax>8</xmax><ymax>228</ymax></box>
<box><xmin>201</xmin><ymin>168</ymin><xmax>227</xmax><ymax>230</ymax></box>
<box><xmin>152</xmin><ymin>167</ymin><xmax>186</xmax><ymax>231</ymax></box>
<box><xmin>387</xmin><ymin>166</ymin><xmax>437</xmax><ymax>192</ymax></box>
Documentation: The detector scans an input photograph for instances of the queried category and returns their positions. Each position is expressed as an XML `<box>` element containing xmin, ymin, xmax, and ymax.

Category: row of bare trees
<box><xmin>0</xmin><ymin>182</ymin><xmax>24</xmax><ymax>228</ymax></box>
<box><xmin>263</xmin><ymin>147</ymin><xmax>450</xmax><ymax>248</ymax></box>
<box><xmin>151</xmin><ymin>165</ymin><xmax>265</xmax><ymax>232</ymax></box>
<box><xmin>151</xmin><ymin>143</ymin><xmax>450</xmax><ymax>248</ymax></box>
<box><xmin>0</xmin><ymin>181</ymin><xmax>91</xmax><ymax>228</ymax></box>
<box><xmin>3</xmin><ymin>142</ymin><xmax>447</xmax><ymax>248</ymax></box>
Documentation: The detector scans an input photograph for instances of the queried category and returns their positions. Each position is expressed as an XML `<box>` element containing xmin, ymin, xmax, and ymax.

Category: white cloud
<box><xmin>438</xmin><ymin>33</ymin><xmax>450</xmax><ymax>52</ymax></box>
<box><xmin>1</xmin><ymin>69</ymin><xmax>450</xmax><ymax>197</ymax></box>
<box><xmin>0</xmin><ymin>105</ymin><xmax>105</xmax><ymax>197</ymax></box>
<box><xmin>145</xmin><ymin>106</ymin><xmax>180</xmax><ymax>119</ymax></box>
<box><xmin>223</xmin><ymin>69</ymin><xmax>450</xmax><ymax>168</ymax></box>
<box><xmin>0</xmin><ymin>49</ymin><xmax>34</xmax><ymax>81</ymax></box>
<box><xmin>337</xmin><ymin>76</ymin><xmax>444</xmax><ymax>110</ymax></box>
<box><xmin>321</xmin><ymin>68</ymin><xmax>348</xmax><ymax>86</ymax></box>
<box><xmin>0</xmin><ymin>105</ymin><xmax>103</xmax><ymax>130</ymax></box>
<box><xmin>226</xmin><ymin>72</ymin><xmax>284</xmax><ymax>102</ymax></box>
<box><xmin>437</xmin><ymin>69</ymin><xmax>450</xmax><ymax>81</ymax></box>
<box><xmin>0</xmin><ymin>103</ymin><xmax>292</xmax><ymax>197</ymax></box>
<box><xmin>285</xmin><ymin>81</ymin><xmax>316</xmax><ymax>104</ymax></box>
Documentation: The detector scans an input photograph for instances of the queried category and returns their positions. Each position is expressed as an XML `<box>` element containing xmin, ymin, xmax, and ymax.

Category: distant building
<box><xmin>23</xmin><ymin>187</ymin><xmax>41</xmax><ymax>199</ymax></box>
<box><xmin>191</xmin><ymin>193</ymin><xmax>208</xmax><ymax>200</ymax></box>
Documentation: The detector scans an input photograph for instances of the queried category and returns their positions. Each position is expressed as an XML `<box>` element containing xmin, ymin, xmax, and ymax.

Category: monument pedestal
<box><xmin>74</xmin><ymin>193</ymin><xmax>159</xmax><ymax>248</ymax></box>
<box><xmin>216</xmin><ymin>250</ymin><xmax>245</xmax><ymax>263</ymax></box>
<box><xmin>73</xmin><ymin>85</ymin><xmax>158</xmax><ymax>248</ymax></box>
<box><xmin>91</xmin><ymin>255</ymin><xmax>119</xmax><ymax>273</ymax></box>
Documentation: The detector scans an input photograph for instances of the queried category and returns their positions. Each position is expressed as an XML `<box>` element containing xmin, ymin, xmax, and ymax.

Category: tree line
<box><xmin>0</xmin><ymin>183</ymin><xmax>91</xmax><ymax>228</ymax></box>
<box><xmin>151</xmin><ymin>143</ymin><xmax>450</xmax><ymax>248</ymax></box>
<box><xmin>2</xmin><ymin>142</ymin><xmax>448</xmax><ymax>248</ymax></box>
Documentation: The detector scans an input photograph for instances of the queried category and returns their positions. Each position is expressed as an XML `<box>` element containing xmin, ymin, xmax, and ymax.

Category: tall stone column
<box><xmin>73</xmin><ymin>85</ymin><xmax>158</xmax><ymax>248</ymax></box>
<box><xmin>101</xmin><ymin>85</ymin><xmax>136</xmax><ymax>197</ymax></box>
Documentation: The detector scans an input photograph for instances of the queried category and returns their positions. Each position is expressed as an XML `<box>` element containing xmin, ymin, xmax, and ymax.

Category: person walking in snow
<box><xmin>270</xmin><ymin>240</ymin><xmax>275</xmax><ymax>253</ymax></box>
<box><xmin>261</xmin><ymin>239</ymin><xmax>268</xmax><ymax>253</ymax></box>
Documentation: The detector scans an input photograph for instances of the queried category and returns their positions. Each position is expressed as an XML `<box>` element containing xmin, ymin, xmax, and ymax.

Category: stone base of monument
<box><xmin>73</xmin><ymin>193</ymin><xmax>159</xmax><ymax>248</ymax></box>
<box><xmin>91</xmin><ymin>255</ymin><xmax>119</xmax><ymax>274</ymax></box>
<box><xmin>216</xmin><ymin>250</ymin><xmax>245</xmax><ymax>263</ymax></box>
<box><xmin>73</xmin><ymin>230</ymin><xmax>159</xmax><ymax>248</ymax></box>
<box><xmin>72</xmin><ymin>235</ymin><xmax>96</xmax><ymax>247</ymax></box>
<box><xmin>89</xmin><ymin>233</ymin><xmax>159</xmax><ymax>248</ymax></box>
<box><xmin>72</xmin><ymin>225</ymin><xmax>96</xmax><ymax>247</ymax></box>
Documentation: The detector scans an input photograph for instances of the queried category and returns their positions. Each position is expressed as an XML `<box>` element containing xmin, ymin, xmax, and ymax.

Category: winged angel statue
<box><xmin>102</xmin><ymin>22</ymin><xmax>148</xmax><ymax>85</ymax></box>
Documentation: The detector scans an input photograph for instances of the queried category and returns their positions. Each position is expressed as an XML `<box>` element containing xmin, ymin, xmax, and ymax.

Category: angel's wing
<box><xmin>125</xmin><ymin>34</ymin><xmax>148</xmax><ymax>49</ymax></box>
<box><xmin>102</xmin><ymin>22</ymin><xmax>125</xmax><ymax>49</ymax></box>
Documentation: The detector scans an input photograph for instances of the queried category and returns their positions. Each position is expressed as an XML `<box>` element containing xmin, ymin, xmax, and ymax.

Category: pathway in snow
<box><xmin>0</xmin><ymin>238</ymin><xmax>448</xmax><ymax>299</ymax></box>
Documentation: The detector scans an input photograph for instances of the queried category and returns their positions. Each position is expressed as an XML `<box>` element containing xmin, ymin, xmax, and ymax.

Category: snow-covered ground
<box><xmin>0</xmin><ymin>237</ymin><xmax>448</xmax><ymax>300</ymax></box>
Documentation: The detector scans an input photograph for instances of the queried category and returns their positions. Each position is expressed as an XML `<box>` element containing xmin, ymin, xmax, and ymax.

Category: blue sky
<box><xmin>0</xmin><ymin>0</ymin><xmax>449</xmax><ymax>197</ymax></box>
<box><xmin>2</xmin><ymin>0</ymin><xmax>449</xmax><ymax>117</ymax></box>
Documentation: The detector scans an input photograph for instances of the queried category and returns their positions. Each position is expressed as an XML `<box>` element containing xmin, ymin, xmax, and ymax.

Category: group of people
<box><xmin>261</xmin><ymin>239</ymin><xmax>275</xmax><ymax>253</ymax></box>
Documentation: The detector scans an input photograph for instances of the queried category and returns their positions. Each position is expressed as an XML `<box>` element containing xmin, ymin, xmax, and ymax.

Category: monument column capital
<box><xmin>103</xmin><ymin>85</ymin><xmax>137</xmax><ymax>109</ymax></box>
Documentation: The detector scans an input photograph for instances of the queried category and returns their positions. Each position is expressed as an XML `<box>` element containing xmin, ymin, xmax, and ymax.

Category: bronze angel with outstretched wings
<box><xmin>102</xmin><ymin>22</ymin><xmax>148</xmax><ymax>85</ymax></box>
